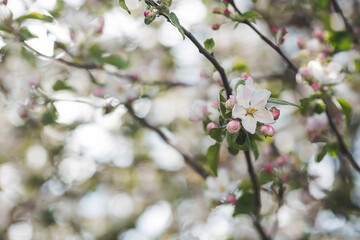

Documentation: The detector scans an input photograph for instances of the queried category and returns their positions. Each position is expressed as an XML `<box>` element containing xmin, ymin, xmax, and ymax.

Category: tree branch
<box><xmin>125</xmin><ymin>103</ymin><xmax>210</xmax><ymax>179</ymax></box>
<box><xmin>228</xmin><ymin>0</ymin><xmax>298</xmax><ymax>73</ymax></box>
<box><xmin>244</xmin><ymin>150</ymin><xmax>271</xmax><ymax>240</ymax></box>
<box><xmin>331</xmin><ymin>0</ymin><xmax>359</xmax><ymax>45</ymax></box>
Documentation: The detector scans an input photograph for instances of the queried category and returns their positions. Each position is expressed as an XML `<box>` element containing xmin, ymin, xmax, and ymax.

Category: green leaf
<box><xmin>327</xmin><ymin>142</ymin><xmax>339</xmax><ymax>157</ymax></box>
<box><xmin>337</xmin><ymin>98</ymin><xmax>352</xmax><ymax>126</ymax></box>
<box><xmin>52</xmin><ymin>79</ymin><xmax>74</xmax><ymax>92</ymax></box>
<box><xmin>206</xmin><ymin>143</ymin><xmax>220</xmax><ymax>176</ymax></box>
<box><xmin>42</xmin><ymin>103</ymin><xmax>58</xmax><ymax>125</ymax></box>
<box><xmin>237</xmin><ymin>10</ymin><xmax>262</xmax><ymax>23</ymax></box>
<box><xmin>232</xmin><ymin>59</ymin><xmax>250</xmax><ymax>73</ymax></box>
<box><xmin>19</xmin><ymin>27</ymin><xmax>37</xmax><ymax>40</ymax></box>
<box><xmin>250</xmin><ymin>139</ymin><xmax>259</xmax><ymax>160</ymax></box>
<box><xmin>169</xmin><ymin>12</ymin><xmax>185</xmax><ymax>40</ymax></box>
<box><xmin>299</xmin><ymin>97</ymin><xmax>311</xmax><ymax>115</ymax></box>
<box><xmin>119</xmin><ymin>0</ymin><xmax>131</xmax><ymax>14</ymax></box>
<box><xmin>103</xmin><ymin>55</ymin><xmax>129</xmax><ymax>69</ymax></box>
<box><xmin>316</xmin><ymin>144</ymin><xmax>328</xmax><ymax>162</ymax></box>
<box><xmin>204</xmin><ymin>38</ymin><xmax>215</xmax><ymax>51</ymax></box>
<box><xmin>329</xmin><ymin>31</ymin><xmax>353</xmax><ymax>52</ymax></box>
<box><xmin>268</xmin><ymin>97</ymin><xmax>300</xmax><ymax>108</ymax></box>
<box><xmin>234</xmin><ymin>192</ymin><xmax>256</xmax><ymax>216</ymax></box>
<box><xmin>209</xmin><ymin>128</ymin><xmax>224</xmax><ymax>142</ymax></box>
<box><xmin>234</xmin><ymin>79</ymin><xmax>246</xmax><ymax>95</ymax></box>
<box><xmin>228</xmin><ymin>146</ymin><xmax>239</xmax><ymax>155</ymax></box>
<box><xmin>16</xmin><ymin>12</ymin><xmax>54</xmax><ymax>23</ymax></box>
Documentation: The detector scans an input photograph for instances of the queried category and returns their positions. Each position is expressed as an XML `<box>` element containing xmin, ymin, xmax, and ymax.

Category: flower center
<box><xmin>245</xmin><ymin>107</ymin><xmax>256</xmax><ymax>117</ymax></box>
<box><xmin>219</xmin><ymin>184</ymin><xmax>226</xmax><ymax>192</ymax></box>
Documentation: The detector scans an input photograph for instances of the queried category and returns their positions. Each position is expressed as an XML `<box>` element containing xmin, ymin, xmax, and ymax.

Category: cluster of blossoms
<box><xmin>270</xmin><ymin>26</ymin><xmax>288</xmax><ymax>46</ymax></box>
<box><xmin>263</xmin><ymin>155</ymin><xmax>289</xmax><ymax>183</ymax></box>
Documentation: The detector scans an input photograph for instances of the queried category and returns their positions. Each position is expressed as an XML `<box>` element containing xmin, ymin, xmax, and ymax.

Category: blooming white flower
<box><xmin>204</xmin><ymin>169</ymin><xmax>239</xmax><ymax>201</ymax></box>
<box><xmin>232</xmin><ymin>84</ymin><xmax>274</xmax><ymax>134</ymax></box>
<box><xmin>307</xmin><ymin>60</ymin><xmax>345</xmax><ymax>84</ymax></box>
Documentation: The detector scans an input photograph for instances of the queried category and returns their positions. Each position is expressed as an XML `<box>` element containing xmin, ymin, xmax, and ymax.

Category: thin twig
<box><xmin>244</xmin><ymin>150</ymin><xmax>271</xmax><ymax>240</ymax></box>
<box><xmin>325</xmin><ymin>105</ymin><xmax>360</xmax><ymax>173</ymax></box>
<box><xmin>331</xmin><ymin>0</ymin><xmax>359</xmax><ymax>45</ymax></box>
<box><xmin>125</xmin><ymin>103</ymin><xmax>210</xmax><ymax>179</ymax></box>
<box><xmin>228</xmin><ymin>0</ymin><xmax>298</xmax><ymax>73</ymax></box>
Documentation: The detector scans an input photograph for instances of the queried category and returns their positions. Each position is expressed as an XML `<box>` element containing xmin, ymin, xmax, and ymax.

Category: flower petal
<box><xmin>251</xmin><ymin>89</ymin><xmax>271</xmax><ymax>109</ymax></box>
<box><xmin>254</xmin><ymin>109</ymin><xmax>274</xmax><ymax>124</ymax></box>
<box><xmin>232</xmin><ymin>103</ymin><xmax>246</xmax><ymax>119</ymax></box>
<box><xmin>236</xmin><ymin>85</ymin><xmax>251</xmax><ymax>108</ymax></box>
<box><xmin>242</xmin><ymin>116</ymin><xmax>257</xmax><ymax>134</ymax></box>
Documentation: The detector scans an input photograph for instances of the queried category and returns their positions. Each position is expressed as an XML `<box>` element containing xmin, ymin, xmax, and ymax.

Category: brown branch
<box><xmin>325</xmin><ymin>105</ymin><xmax>360</xmax><ymax>173</ymax></box>
<box><xmin>228</xmin><ymin>0</ymin><xmax>298</xmax><ymax>74</ymax></box>
<box><xmin>244</xmin><ymin>150</ymin><xmax>271</xmax><ymax>240</ymax></box>
<box><xmin>331</xmin><ymin>0</ymin><xmax>359</xmax><ymax>45</ymax></box>
<box><xmin>125</xmin><ymin>103</ymin><xmax>210</xmax><ymax>179</ymax></box>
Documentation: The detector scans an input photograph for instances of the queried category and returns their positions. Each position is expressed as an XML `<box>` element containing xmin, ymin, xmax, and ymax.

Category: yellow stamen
<box><xmin>246</xmin><ymin>107</ymin><xmax>256</xmax><ymax>117</ymax></box>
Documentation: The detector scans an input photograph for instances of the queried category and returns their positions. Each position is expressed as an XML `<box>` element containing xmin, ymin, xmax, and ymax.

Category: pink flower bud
<box><xmin>269</xmin><ymin>107</ymin><xmax>280</xmax><ymax>120</ymax></box>
<box><xmin>144</xmin><ymin>11</ymin><xmax>150</xmax><ymax>17</ymax></box>
<box><xmin>279</xmin><ymin>37</ymin><xmax>285</xmax><ymax>45</ymax></box>
<box><xmin>226</xmin><ymin>194</ymin><xmax>237</xmax><ymax>203</ymax></box>
<box><xmin>299</xmin><ymin>66</ymin><xmax>313</xmax><ymax>81</ymax></box>
<box><xmin>223</xmin><ymin>0</ymin><xmax>229</xmax><ymax>4</ymax></box>
<box><xmin>261</xmin><ymin>125</ymin><xmax>275</xmax><ymax>137</ymax></box>
<box><xmin>206</xmin><ymin>122</ymin><xmax>218</xmax><ymax>131</ymax></box>
<box><xmin>281</xmin><ymin>176</ymin><xmax>288</xmax><ymax>182</ymax></box>
<box><xmin>17</xmin><ymin>106</ymin><xmax>29</xmax><ymax>119</ymax></box>
<box><xmin>313</xmin><ymin>132</ymin><xmax>319</xmax><ymax>138</ymax></box>
<box><xmin>311</xmin><ymin>82</ymin><xmax>320</xmax><ymax>90</ymax></box>
<box><xmin>242</xmin><ymin>73</ymin><xmax>251</xmax><ymax>80</ymax></box>
<box><xmin>70</xmin><ymin>30</ymin><xmax>75</xmax><ymax>41</ymax></box>
<box><xmin>275</xmin><ymin>155</ymin><xmax>286</xmax><ymax>165</ymax></box>
<box><xmin>212</xmin><ymin>7</ymin><xmax>223</xmax><ymax>14</ymax></box>
<box><xmin>3</xmin><ymin>0</ymin><xmax>7</xmax><ymax>5</ymax></box>
<box><xmin>96</xmin><ymin>16</ymin><xmax>105</xmax><ymax>33</ymax></box>
<box><xmin>212</xmin><ymin>102</ymin><xmax>220</xmax><ymax>108</ymax></box>
<box><xmin>225</xmin><ymin>95</ymin><xmax>236</xmax><ymax>110</ymax></box>
<box><xmin>313</xmin><ymin>28</ymin><xmax>323</xmax><ymax>39</ymax></box>
<box><xmin>212</xmin><ymin>23</ymin><xmax>220</xmax><ymax>30</ymax></box>
<box><xmin>334</xmin><ymin>116</ymin><xmax>341</xmax><ymax>122</ymax></box>
<box><xmin>93</xmin><ymin>86</ymin><xmax>104</xmax><ymax>97</ymax></box>
<box><xmin>226</xmin><ymin>120</ymin><xmax>240</xmax><ymax>135</ymax></box>
<box><xmin>200</xmin><ymin>70</ymin><xmax>207</xmax><ymax>78</ymax></box>
<box><xmin>223</xmin><ymin>8</ymin><xmax>230</xmax><ymax>16</ymax></box>
<box><xmin>297</xmin><ymin>36</ymin><xmax>304</xmax><ymax>49</ymax></box>
<box><xmin>264</xmin><ymin>163</ymin><xmax>273</xmax><ymax>172</ymax></box>
<box><xmin>281</xmin><ymin>28</ymin><xmax>288</xmax><ymax>36</ymax></box>
<box><xmin>271</xmin><ymin>26</ymin><xmax>278</xmax><ymax>33</ymax></box>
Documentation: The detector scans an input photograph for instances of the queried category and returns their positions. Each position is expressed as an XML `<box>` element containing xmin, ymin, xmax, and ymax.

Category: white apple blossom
<box><xmin>232</xmin><ymin>84</ymin><xmax>274</xmax><ymax>134</ymax></box>
<box><xmin>307</xmin><ymin>60</ymin><xmax>345</xmax><ymax>85</ymax></box>
<box><xmin>204</xmin><ymin>169</ymin><xmax>239</xmax><ymax>201</ymax></box>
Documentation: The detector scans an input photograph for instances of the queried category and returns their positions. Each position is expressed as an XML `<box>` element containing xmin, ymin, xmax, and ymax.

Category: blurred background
<box><xmin>0</xmin><ymin>0</ymin><xmax>360</xmax><ymax>239</ymax></box>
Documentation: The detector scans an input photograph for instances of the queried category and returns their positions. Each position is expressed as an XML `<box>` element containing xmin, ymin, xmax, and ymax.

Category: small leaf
<box><xmin>206</xmin><ymin>143</ymin><xmax>220</xmax><ymax>176</ymax></box>
<box><xmin>337</xmin><ymin>98</ymin><xmax>352</xmax><ymax>126</ymax></box>
<box><xmin>119</xmin><ymin>0</ymin><xmax>131</xmax><ymax>14</ymax></box>
<box><xmin>316</xmin><ymin>144</ymin><xmax>328</xmax><ymax>162</ymax></box>
<box><xmin>268</xmin><ymin>97</ymin><xmax>300</xmax><ymax>108</ymax></box>
<box><xmin>16</xmin><ymin>12</ymin><xmax>54</xmax><ymax>23</ymax></box>
<box><xmin>228</xmin><ymin>146</ymin><xmax>239</xmax><ymax>155</ymax></box>
<box><xmin>234</xmin><ymin>192</ymin><xmax>256</xmax><ymax>216</ymax></box>
<box><xmin>52</xmin><ymin>79</ymin><xmax>74</xmax><ymax>91</ymax></box>
<box><xmin>42</xmin><ymin>103</ymin><xmax>58</xmax><ymax>125</ymax></box>
<box><xmin>241</xmin><ymin>10</ymin><xmax>262</xmax><ymax>19</ymax></box>
<box><xmin>232</xmin><ymin>59</ymin><xmax>250</xmax><ymax>73</ymax></box>
<box><xmin>299</xmin><ymin>97</ymin><xmax>311</xmax><ymax>115</ymax></box>
<box><xmin>19</xmin><ymin>27</ymin><xmax>37</xmax><ymax>40</ymax></box>
<box><xmin>204</xmin><ymin>38</ymin><xmax>215</xmax><ymax>51</ymax></box>
<box><xmin>103</xmin><ymin>55</ymin><xmax>129</xmax><ymax>69</ymax></box>
<box><xmin>209</xmin><ymin>128</ymin><xmax>224</xmax><ymax>142</ymax></box>
<box><xmin>169</xmin><ymin>12</ymin><xmax>185</xmax><ymax>40</ymax></box>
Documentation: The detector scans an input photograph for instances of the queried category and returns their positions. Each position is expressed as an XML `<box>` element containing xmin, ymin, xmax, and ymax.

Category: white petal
<box><xmin>245</xmin><ymin>77</ymin><xmax>254</xmax><ymax>92</ymax></box>
<box><xmin>251</xmin><ymin>89</ymin><xmax>271</xmax><ymax>109</ymax></box>
<box><xmin>242</xmin><ymin>116</ymin><xmax>257</xmax><ymax>134</ymax></box>
<box><xmin>232</xmin><ymin>104</ymin><xmax>246</xmax><ymax>119</ymax></box>
<box><xmin>236</xmin><ymin>85</ymin><xmax>251</xmax><ymax>108</ymax></box>
<box><xmin>254</xmin><ymin>109</ymin><xmax>274</xmax><ymax>124</ymax></box>
<box><xmin>327</xmin><ymin>61</ymin><xmax>342</xmax><ymax>74</ymax></box>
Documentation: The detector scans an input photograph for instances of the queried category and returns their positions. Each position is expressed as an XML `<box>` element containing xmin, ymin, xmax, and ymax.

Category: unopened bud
<box><xmin>269</xmin><ymin>107</ymin><xmax>280</xmax><ymax>120</ymax></box>
<box><xmin>206</xmin><ymin>122</ymin><xmax>218</xmax><ymax>131</ymax></box>
<box><xmin>299</xmin><ymin>66</ymin><xmax>313</xmax><ymax>81</ymax></box>
<box><xmin>264</xmin><ymin>163</ymin><xmax>273</xmax><ymax>172</ymax></box>
<box><xmin>281</xmin><ymin>176</ymin><xmax>288</xmax><ymax>182</ymax></box>
<box><xmin>279</xmin><ymin>37</ymin><xmax>285</xmax><ymax>45</ymax></box>
<box><xmin>313</xmin><ymin>28</ymin><xmax>323</xmax><ymax>39</ymax></box>
<box><xmin>271</xmin><ymin>26</ymin><xmax>278</xmax><ymax>35</ymax></box>
<box><xmin>212</xmin><ymin>23</ymin><xmax>220</xmax><ymax>31</ymax></box>
<box><xmin>226</xmin><ymin>194</ymin><xmax>236</xmax><ymax>204</ymax></box>
<box><xmin>225</xmin><ymin>95</ymin><xmax>236</xmax><ymax>110</ymax></box>
<box><xmin>261</xmin><ymin>125</ymin><xmax>275</xmax><ymax>137</ymax></box>
<box><xmin>226</xmin><ymin>120</ymin><xmax>240</xmax><ymax>135</ymax></box>
<box><xmin>96</xmin><ymin>16</ymin><xmax>105</xmax><ymax>34</ymax></box>
<box><xmin>275</xmin><ymin>155</ymin><xmax>286</xmax><ymax>165</ymax></box>
<box><xmin>17</xmin><ymin>106</ymin><xmax>29</xmax><ymax>119</ymax></box>
<box><xmin>311</xmin><ymin>82</ymin><xmax>320</xmax><ymax>90</ymax></box>
<box><xmin>297</xmin><ymin>36</ymin><xmax>304</xmax><ymax>49</ymax></box>
<box><xmin>281</xmin><ymin>28</ymin><xmax>288</xmax><ymax>36</ymax></box>
<box><xmin>93</xmin><ymin>86</ymin><xmax>104</xmax><ymax>97</ymax></box>
<box><xmin>212</xmin><ymin>7</ymin><xmax>223</xmax><ymax>14</ymax></box>
<box><xmin>242</xmin><ymin>73</ymin><xmax>251</xmax><ymax>80</ymax></box>
<box><xmin>144</xmin><ymin>11</ymin><xmax>150</xmax><ymax>17</ymax></box>
<box><xmin>223</xmin><ymin>8</ymin><xmax>230</xmax><ymax>16</ymax></box>
<box><xmin>3</xmin><ymin>0</ymin><xmax>7</xmax><ymax>5</ymax></box>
